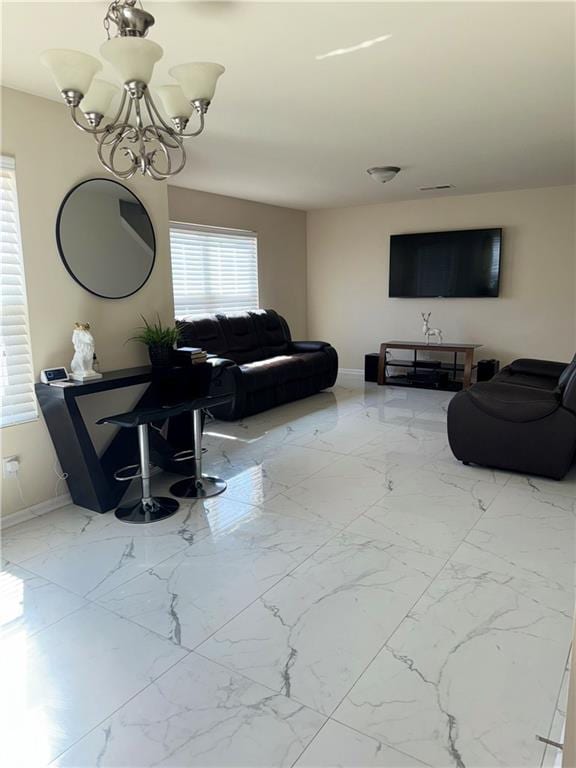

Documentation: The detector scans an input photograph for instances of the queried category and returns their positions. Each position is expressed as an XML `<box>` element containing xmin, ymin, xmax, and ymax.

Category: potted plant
<box><xmin>129</xmin><ymin>315</ymin><xmax>180</xmax><ymax>367</ymax></box>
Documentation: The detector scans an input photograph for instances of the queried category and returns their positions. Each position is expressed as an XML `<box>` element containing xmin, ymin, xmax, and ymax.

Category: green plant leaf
<box><xmin>127</xmin><ymin>314</ymin><xmax>180</xmax><ymax>348</ymax></box>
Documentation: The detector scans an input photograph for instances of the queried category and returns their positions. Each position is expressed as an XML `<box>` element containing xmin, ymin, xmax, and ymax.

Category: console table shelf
<box><xmin>383</xmin><ymin>374</ymin><xmax>464</xmax><ymax>392</ymax></box>
<box><xmin>385</xmin><ymin>358</ymin><xmax>478</xmax><ymax>373</ymax></box>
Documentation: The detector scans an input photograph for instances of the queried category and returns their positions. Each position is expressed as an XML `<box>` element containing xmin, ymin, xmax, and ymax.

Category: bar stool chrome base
<box><xmin>107</xmin><ymin>422</ymin><xmax>180</xmax><ymax>524</ymax></box>
<box><xmin>170</xmin><ymin>476</ymin><xmax>227</xmax><ymax>499</ymax></box>
<box><xmin>115</xmin><ymin>496</ymin><xmax>179</xmax><ymax>524</ymax></box>
<box><xmin>170</xmin><ymin>408</ymin><xmax>227</xmax><ymax>499</ymax></box>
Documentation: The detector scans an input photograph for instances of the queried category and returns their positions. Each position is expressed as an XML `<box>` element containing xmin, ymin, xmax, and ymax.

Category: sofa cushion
<box><xmin>292</xmin><ymin>351</ymin><xmax>331</xmax><ymax>378</ymax></box>
<box><xmin>249</xmin><ymin>309</ymin><xmax>290</xmax><ymax>358</ymax></box>
<box><xmin>468</xmin><ymin>382</ymin><xmax>561</xmax><ymax>423</ymax></box>
<box><xmin>216</xmin><ymin>312</ymin><xmax>264</xmax><ymax>364</ymax></box>
<box><xmin>239</xmin><ymin>355</ymin><xmax>303</xmax><ymax>392</ymax></box>
<box><xmin>177</xmin><ymin>315</ymin><xmax>228</xmax><ymax>357</ymax></box>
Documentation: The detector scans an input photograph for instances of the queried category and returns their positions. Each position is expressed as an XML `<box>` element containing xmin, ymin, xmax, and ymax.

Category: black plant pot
<box><xmin>148</xmin><ymin>345</ymin><xmax>173</xmax><ymax>368</ymax></box>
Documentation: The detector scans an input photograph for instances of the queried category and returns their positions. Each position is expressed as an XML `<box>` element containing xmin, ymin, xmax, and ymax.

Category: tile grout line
<box><xmin>287</xmin><ymin>715</ymin><xmax>334</xmax><ymax>768</ymax></box>
<box><xmin>3</xmin><ymin>417</ymin><xmax>368</xmax><ymax>645</ymax></box>
<box><xmin>303</xmin><ymin>463</ymin><xmax>512</xmax><ymax>759</ymax></box>
<box><xmin>47</xmin><ymin>644</ymin><xmax>197</xmax><ymax>765</ymax></box>
<box><xmin>50</xmin><ymin>641</ymin><xmax>336</xmax><ymax>767</ymax></box>
<box><xmin>49</xmin><ymin>589</ymin><xmax>341</xmax><ymax>766</ymax></box>
<box><xmin>181</xmin><ymin>439</ymin><xmax>471</xmax><ymax>766</ymax></box>
<box><xmin>4</xmin><ymin>519</ymin><xmax>212</xmax><ymax>601</ymax></box>
<box><xmin>323</xmin><ymin>717</ymin><xmax>435</xmax><ymax>768</ymax></box>
<box><xmin>24</xmin><ymin>495</ymin><xmax>348</xmax><ymax>762</ymax></box>
<box><xmin>187</xmin><ymin>522</ymin><xmax>346</xmax><ymax>654</ymax></box>
<box><xmin>92</xmin><ymin>515</ymin><xmax>344</xmax><ymax>652</ymax></box>
<box><xmin>4</xmin><ymin>498</ymin><xmax>342</xmax><ymax>650</ymax></box>
<box><xmin>323</xmin><ymin>463</ymin><xmax>573</xmax><ymax>765</ymax></box>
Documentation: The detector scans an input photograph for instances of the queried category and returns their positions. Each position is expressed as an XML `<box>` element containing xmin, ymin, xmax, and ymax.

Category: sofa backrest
<box><xmin>248</xmin><ymin>309</ymin><xmax>291</xmax><ymax>358</ymax></box>
<box><xmin>177</xmin><ymin>310</ymin><xmax>291</xmax><ymax>364</ymax></box>
<box><xmin>176</xmin><ymin>315</ymin><xmax>228</xmax><ymax>357</ymax></box>
<box><xmin>216</xmin><ymin>312</ymin><xmax>264</xmax><ymax>364</ymax></box>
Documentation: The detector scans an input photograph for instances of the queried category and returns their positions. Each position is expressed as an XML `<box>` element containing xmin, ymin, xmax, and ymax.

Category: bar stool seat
<box><xmin>98</xmin><ymin>362</ymin><xmax>233</xmax><ymax>522</ymax></box>
<box><xmin>98</xmin><ymin>402</ymin><xmax>188</xmax><ymax>524</ymax></box>
<box><xmin>100</xmin><ymin>403</ymin><xmax>190</xmax><ymax>429</ymax></box>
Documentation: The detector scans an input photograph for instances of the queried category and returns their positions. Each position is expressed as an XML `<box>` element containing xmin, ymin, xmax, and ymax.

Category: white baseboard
<box><xmin>338</xmin><ymin>368</ymin><xmax>364</xmax><ymax>376</ymax></box>
<box><xmin>2</xmin><ymin>493</ymin><xmax>72</xmax><ymax>529</ymax></box>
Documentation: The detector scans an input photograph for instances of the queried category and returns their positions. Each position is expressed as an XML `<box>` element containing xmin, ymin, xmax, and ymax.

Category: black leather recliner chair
<box><xmin>448</xmin><ymin>356</ymin><xmax>576</xmax><ymax>479</ymax></box>
<box><xmin>176</xmin><ymin>309</ymin><xmax>338</xmax><ymax>420</ymax></box>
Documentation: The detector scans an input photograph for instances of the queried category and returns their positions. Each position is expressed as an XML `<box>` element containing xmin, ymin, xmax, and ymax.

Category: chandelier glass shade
<box><xmin>41</xmin><ymin>0</ymin><xmax>225</xmax><ymax>181</ymax></box>
<box><xmin>80</xmin><ymin>80</ymin><xmax>120</xmax><ymax>115</ymax></box>
<box><xmin>40</xmin><ymin>50</ymin><xmax>103</xmax><ymax>94</ymax></box>
<box><xmin>169</xmin><ymin>63</ymin><xmax>225</xmax><ymax>102</ymax></box>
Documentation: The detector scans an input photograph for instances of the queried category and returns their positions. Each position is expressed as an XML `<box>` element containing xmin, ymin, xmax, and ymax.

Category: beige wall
<box><xmin>307</xmin><ymin>186</ymin><xmax>576</xmax><ymax>370</ymax></box>
<box><xmin>0</xmin><ymin>87</ymin><xmax>307</xmax><ymax>519</ymax></box>
<box><xmin>168</xmin><ymin>186</ymin><xmax>307</xmax><ymax>338</ymax></box>
<box><xmin>0</xmin><ymin>87</ymin><xmax>173</xmax><ymax>520</ymax></box>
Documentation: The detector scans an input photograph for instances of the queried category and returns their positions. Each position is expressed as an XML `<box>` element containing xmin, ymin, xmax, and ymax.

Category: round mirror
<box><xmin>56</xmin><ymin>178</ymin><xmax>156</xmax><ymax>299</ymax></box>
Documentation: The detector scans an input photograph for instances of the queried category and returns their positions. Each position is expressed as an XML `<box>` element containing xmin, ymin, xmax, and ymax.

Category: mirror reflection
<box><xmin>57</xmin><ymin>179</ymin><xmax>156</xmax><ymax>299</ymax></box>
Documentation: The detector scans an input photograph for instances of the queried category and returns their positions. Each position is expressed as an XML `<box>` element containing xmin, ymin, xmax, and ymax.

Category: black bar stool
<box><xmin>152</xmin><ymin>361</ymin><xmax>232</xmax><ymax>500</ymax></box>
<box><xmin>98</xmin><ymin>364</ymin><xmax>232</xmax><ymax>522</ymax></box>
<box><xmin>97</xmin><ymin>403</ymin><xmax>187</xmax><ymax>523</ymax></box>
<box><xmin>169</xmin><ymin>394</ymin><xmax>231</xmax><ymax>499</ymax></box>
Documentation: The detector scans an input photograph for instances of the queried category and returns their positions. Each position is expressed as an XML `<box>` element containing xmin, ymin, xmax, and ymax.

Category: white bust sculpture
<box><xmin>70</xmin><ymin>322</ymin><xmax>102</xmax><ymax>381</ymax></box>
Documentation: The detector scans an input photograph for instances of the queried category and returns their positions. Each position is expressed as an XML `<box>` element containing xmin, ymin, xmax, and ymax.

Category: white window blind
<box><xmin>170</xmin><ymin>223</ymin><xmax>259</xmax><ymax>318</ymax></box>
<box><xmin>0</xmin><ymin>156</ymin><xmax>37</xmax><ymax>428</ymax></box>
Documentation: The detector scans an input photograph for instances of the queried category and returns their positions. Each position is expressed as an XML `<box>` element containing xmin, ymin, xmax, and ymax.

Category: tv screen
<box><xmin>389</xmin><ymin>228</ymin><xmax>502</xmax><ymax>298</ymax></box>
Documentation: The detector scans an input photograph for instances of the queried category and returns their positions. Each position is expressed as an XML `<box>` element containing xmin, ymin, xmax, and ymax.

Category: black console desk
<box><xmin>36</xmin><ymin>366</ymin><xmax>192</xmax><ymax>513</ymax></box>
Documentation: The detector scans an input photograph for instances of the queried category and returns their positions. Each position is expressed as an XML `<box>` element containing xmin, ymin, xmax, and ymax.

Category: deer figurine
<box><xmin>421</xmin><ymin>312</ymin><xmax>443</xmax><ymax>344</ymax></box>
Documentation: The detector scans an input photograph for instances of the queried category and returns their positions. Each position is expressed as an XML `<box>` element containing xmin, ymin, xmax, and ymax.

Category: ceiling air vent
<box><xmin>418</xmin><ymin>184</ymin><xmax>455</xmax><ymax>191</ymax></box>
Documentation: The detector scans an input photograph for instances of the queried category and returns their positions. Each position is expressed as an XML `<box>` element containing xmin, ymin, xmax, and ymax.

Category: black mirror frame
<box><xmin>55</xmin><ymin>177</ymin><xmax>157</xmax><ymax>300</ymax></box>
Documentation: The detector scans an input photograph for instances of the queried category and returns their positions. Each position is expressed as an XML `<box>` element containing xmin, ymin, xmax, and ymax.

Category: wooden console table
<box><xmin>377</xmin><ymin>341</ymin><xmax>482</xmax><ymax>389</ymax></box>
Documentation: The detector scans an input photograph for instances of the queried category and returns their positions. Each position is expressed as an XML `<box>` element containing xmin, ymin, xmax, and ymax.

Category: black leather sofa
<box><xmin>176</xmin><ymin>309</ymin><xmax>338</xmax><ymax>420</ymax></box>
<box><xmin>448</xmin><ymin>356</ymin><xmax>576</xmax><ymax>479</ymax></box>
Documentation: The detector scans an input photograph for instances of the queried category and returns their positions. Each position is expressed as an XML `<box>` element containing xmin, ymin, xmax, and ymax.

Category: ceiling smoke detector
<box><xmin>367</xmin><ymin>166</ymin><xmax>401</xmax><ymax>184</ymax></box>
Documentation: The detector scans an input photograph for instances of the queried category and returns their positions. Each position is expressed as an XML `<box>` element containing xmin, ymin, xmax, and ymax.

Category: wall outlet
<box><xmin>3</xmin><ymin>456</ymin><xmax>20</xmax><ymax>478</ymax></box>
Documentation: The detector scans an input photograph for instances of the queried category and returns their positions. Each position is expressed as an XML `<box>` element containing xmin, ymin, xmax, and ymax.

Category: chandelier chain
<box><xmin>103</xmin><ymin>0</ymin><xmax>145</xmax><ymax>39</ymax></box>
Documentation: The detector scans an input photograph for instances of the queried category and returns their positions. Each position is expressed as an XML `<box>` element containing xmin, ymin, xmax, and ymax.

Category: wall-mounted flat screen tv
<box><xmin>389</xmin><ymin>228</ymin><xmax>502</xmax><ymax>298</ymax></box>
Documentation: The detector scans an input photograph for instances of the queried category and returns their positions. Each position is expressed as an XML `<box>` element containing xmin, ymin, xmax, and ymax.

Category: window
<box><xmin>170</xmin><ymin>223</ymin><xmax>259</xmax><ymax>318</ymax></box>
<box><xmin>0</xmin><ymin>156</ymin><xmax>37</xmax><ymax>428</ymax></box>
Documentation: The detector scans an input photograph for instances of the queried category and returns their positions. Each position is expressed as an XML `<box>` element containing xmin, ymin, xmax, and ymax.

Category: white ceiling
<box><xmin>2</xmin><ymin>1</ymin><xmax>575</xmax><ymax>209</ymax></box>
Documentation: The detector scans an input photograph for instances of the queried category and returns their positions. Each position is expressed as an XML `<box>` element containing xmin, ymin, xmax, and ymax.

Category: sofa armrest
<box><xmin>289</xmin><ymin>341</ymin><xmax>331</xmax><ymax>353</ymax></box>
<box><xmin>507</xmin><ymin>358</ymin><xmax>568</xmax><ymax>379</ymax></box>
<box><xmin>562</xmin><ymin>369</ymin><xmax>576</xmax><ymax>414</ymax></box>
<box><xmin>208</xmin><ymin>356</ymin><xmax>236</xmax><ymax>370</ymax></box>
<box><xmin>207</xmin><ymin>357</ymin><xmax>240</xmax><ymax>395</ymax></box>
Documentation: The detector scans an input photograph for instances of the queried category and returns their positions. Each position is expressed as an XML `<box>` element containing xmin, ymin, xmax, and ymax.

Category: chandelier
<box><xmin>41</xmin><ymin>0</ymin><xmax>225</xmax><ymax>181</ymax></box>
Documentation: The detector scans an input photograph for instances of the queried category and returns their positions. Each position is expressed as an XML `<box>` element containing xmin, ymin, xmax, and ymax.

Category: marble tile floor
<box><xmin>1</xmin><ymin>375</ymin><xmax>574</xmax><ymax>768</ymax></box>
